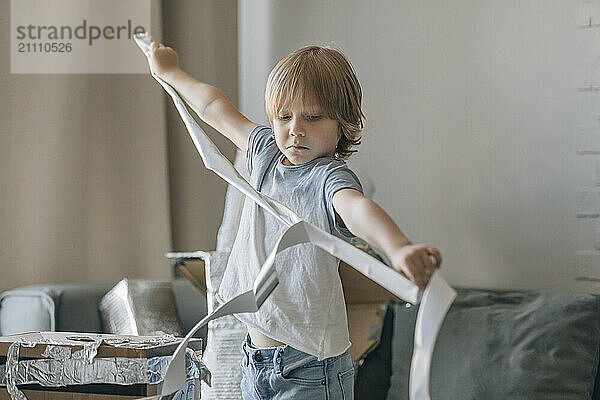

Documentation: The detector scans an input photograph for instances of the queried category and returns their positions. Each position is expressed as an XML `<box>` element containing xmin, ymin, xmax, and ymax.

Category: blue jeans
<box><xmin>240</xmin><ymin>334</ymin><xmax>354</xmax><ymax>400</ymax></box>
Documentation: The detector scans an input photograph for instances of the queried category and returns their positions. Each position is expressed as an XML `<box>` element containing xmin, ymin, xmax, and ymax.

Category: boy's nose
<box><xmin>289</xmin><ymin>122</ymin><xmax>305</xmax><ymax>137</ymax></box>
<box><xmin>289</xmin><ymin>118</ymin><xmax>305</xmax><ymax>137</ymax></box>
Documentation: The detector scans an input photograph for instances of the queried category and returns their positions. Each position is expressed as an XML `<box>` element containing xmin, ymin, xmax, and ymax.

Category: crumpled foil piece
<box><xmin>102</xmin><ymin>333</ymin><xmax>178</xmax><ymax>349</ymax></box>
<box><xmin>41</xmin><ymin>345</ymin><xmax>71</xmax><ymax>361</ymax></box>
<box><xmin>2</xmin><ymin>356</ymin><xmax>148</xmax><ymax>387</ymax></box>
<box><xmin>5</xmin><ymin>340</ymin><xmax>36</xmax><ymax>400</ymax></box>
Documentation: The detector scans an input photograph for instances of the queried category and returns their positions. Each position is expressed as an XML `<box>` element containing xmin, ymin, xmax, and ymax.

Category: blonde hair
<box><xmin>265</xmin><ymin>45</ymin><xmax>365</xmax><ymax>159</ymax></box>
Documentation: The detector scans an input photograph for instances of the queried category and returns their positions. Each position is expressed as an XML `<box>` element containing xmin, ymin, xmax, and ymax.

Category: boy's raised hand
<box><xmin>150</xmin><ymin>42</ymin><xmax>179</xmax><ymax>79</ymax></box>
<box><xmin>389</xmin><ymin>244</ymin><xmax>442</xmax><ymax>290</ymax></box>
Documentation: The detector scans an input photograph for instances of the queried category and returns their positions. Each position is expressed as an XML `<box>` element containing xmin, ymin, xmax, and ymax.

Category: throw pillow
<box><xmin>99</xmin><ymin>279</ymin><xmax>184</xmax><ymax>336</ymax></box>
<box><xmin>387</xmin><ymin>289</ymin><xmax>600</xmax><ymax>400</ymax></box>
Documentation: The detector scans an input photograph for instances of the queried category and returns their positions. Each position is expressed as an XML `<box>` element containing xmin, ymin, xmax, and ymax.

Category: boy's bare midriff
<box><xmin>248</xmin><ymin>326</ymin><xmax>285</xmax><ymax>348</ymax></box>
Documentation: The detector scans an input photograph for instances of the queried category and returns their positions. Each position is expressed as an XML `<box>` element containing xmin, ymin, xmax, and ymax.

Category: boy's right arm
<box><xmin>150</xmin><ymin>42</ymin><xmax>258</xmax><ymax>151</ymax></box>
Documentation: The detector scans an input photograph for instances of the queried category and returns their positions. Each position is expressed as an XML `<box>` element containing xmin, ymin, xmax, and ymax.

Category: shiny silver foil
<box><xmin>1</xmin><ymin>354</ymin><xmax>150</xmax><ymax>387</ymax></box>
<box><xmin>1</xmin><ymin>334</ymin><xmax>208</xmax><ymax>400</ymax></box>
<box><xmin>99</xmin><ymin>279</ymin><xmax>184</xmax><ymax>337</ymax></box>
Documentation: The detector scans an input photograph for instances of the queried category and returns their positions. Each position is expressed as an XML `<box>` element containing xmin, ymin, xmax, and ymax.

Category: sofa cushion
<box><xmin>387</xmin><ymin>289</ymin><xmax>600</xmax><ymax>400</ymax></box>
<box><xmin>171</xmin><ymin>278</ymin><xmax>208</xmax><ymax>342</ymax></box>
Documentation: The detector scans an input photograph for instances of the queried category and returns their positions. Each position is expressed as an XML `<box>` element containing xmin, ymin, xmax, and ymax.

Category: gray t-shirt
<box><xmin>218</xmin><ymin>125</ymin><xmax>363</xmax><ymax>359</ymax></box>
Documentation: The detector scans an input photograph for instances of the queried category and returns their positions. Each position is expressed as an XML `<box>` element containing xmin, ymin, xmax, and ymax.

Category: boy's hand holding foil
<box><xmin>332</xmin><ymin>188</ymin><xmax>442</xmax><ymax>290</ymax></box>
<box><xmin>149</xmin><ymin>41</ymin><xmax>255</xmax><ymax>152</ymax></box>
<box><xmin>149</xmin><ymin>42</ymin><xmax>179</xmax><ymax>79</ymax></box>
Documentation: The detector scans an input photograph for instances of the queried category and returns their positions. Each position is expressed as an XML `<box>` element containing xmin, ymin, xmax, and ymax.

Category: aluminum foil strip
<box><xmin>102</xmin><ymin>334</ymin><xmax>178</xmax><ymax>348</ymax></box>
<box><xmin>133</xmin><ymin>33</ymin><xmax>457</xmax><ymax>400</ymax></box>
<box><xmin>5</xmin><ymin>341</ymin><xmax>35</xmax><ymax>400</ymax></box>
<box><xmin>41</xmin><ymin>345</ymin><xmax>71</xmax><ymax>362</ymax></box>
<box><xmin>37</xmin><ymin>332</ymin><xmax>179</xmax><ymax>349</ymax></box>
<box><xmin>28</xmin><ymin>333</ymin><xmax>104</xmax><ymax>363</ymax></box>
<box><xmin>72</xmin><ymin>338</ymin><xmax>102</xmax><ymax>364</ymax></box>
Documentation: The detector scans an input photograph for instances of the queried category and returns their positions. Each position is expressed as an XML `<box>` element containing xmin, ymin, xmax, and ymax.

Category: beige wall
<box><xmin>163</xmin><ymin>0</ymin><xmax>238</xmax><ymax>252</ymax></box>
<box><xmin>0</xmin><ymin>1</ymin><xmax>238</xmax><ymax>292</ymax></box>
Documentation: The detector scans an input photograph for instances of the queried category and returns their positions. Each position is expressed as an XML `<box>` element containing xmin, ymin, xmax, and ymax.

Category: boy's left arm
<box><xmin>332</xmin><ymin>188</ymin><xmax>442</xmax><ymax>289</ymax></box>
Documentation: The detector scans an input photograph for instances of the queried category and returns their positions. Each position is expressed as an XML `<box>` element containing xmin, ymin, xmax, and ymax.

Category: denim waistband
<box><xmin>241</xmin><ymin>333</ymin><xmax>347</xmax><ymax>376</ymax></box>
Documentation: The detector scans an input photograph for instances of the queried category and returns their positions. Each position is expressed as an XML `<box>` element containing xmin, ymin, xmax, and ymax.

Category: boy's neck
<box><xmin>282</xmin><ymin>156</ymin><xmax>294</xmax><ymax>166</ymax></box>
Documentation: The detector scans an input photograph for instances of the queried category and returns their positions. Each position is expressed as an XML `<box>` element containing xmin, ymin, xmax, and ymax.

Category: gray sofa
<box><xmin>357</xmin><ymin>288</ymin><xmax>600</xmax><ymax>400</ymax></box>
<box><xmin>2</xmin><ymin>150</ymin><xmax>599</xmax><ymax>398</ymax></box>
<box><xmin>1</xmin><ymin>281</ymin><xmax>599</xmax><ymax>399</ymax></box>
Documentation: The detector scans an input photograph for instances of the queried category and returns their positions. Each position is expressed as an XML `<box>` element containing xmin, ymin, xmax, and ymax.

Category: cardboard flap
<box><xmin>346</xmin><ymin>303</ymin><xmax>386</xmax><ymax>360</ymax></box>
<box><xmin>165</xmin><ymin>253</ymin><xmax>207</xmax><ymax>292</ymax></box>
<box><xmin>339</xmin><ymin>261</ymin><xmax>402</xmax><ymax>304</ymax></box>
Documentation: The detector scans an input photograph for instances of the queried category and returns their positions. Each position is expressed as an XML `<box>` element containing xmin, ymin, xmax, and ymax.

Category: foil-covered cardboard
<box><xmin>0</xmin><ymin>332</ymin><xmax>207</xmax><ymax>400</ymax></box>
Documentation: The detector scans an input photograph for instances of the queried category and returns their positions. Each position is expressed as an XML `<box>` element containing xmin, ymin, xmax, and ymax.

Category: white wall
<box><xmin>239</xmin><ymin>0</ymin><xmax>599</xmax><ymax>292</ymax></box>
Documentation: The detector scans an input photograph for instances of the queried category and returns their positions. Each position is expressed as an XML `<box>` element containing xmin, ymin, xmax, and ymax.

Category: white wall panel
<box><xmin>239</xmin><ymin>0</ymin><xmax>598</xmax><ymax>291</ymax></box>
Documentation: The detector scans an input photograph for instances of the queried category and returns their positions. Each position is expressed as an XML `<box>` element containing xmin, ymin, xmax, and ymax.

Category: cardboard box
<box><xmin>0</xmin><ymin>332</ymin><xmax>202</xmax><ymax>400</ymax></box>
<box><xmin>166</xmin><ymin>253</ymin><xmax>207</xmax><ymax>293</ymax></box>
<box><xmin>339</xmin><ymin>261</ymin><xmax>401</xmax><ymax>359</ymax></box>
<box><xmin>1</xmin><ymin>390</ymin><xmax>144</xmax><ymax>400</ymax></box>
<box><xmin>0</xmin><ymin>387</ymin><xmax>154</xmax><ymax>400</ymax></box>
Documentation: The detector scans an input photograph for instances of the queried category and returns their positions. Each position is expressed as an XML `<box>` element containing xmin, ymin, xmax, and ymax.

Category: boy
<box><xmin>150</xmin><ymin>42</ymin><xmax>441</xmax><ymax>400</ymax></box>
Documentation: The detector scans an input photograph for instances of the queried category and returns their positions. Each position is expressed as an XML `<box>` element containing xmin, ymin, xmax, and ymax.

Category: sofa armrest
<box><xmin>0</xmin><ymin>283</ymin><xmax>112</xmax><ymax>335</ymax></box>
<box><xmin>1</xmin><ymin>280</ymin><xmax>208</xmax><ymax>343</ymax></box>
<box><xmin>0</xmin><ymin>290</ymin><xmax>56</xmax><ymax>334</ymax></box>
<box><xmin>171</xmin><ymin>278</ymin><xmax>208</xmax><ymax>344</ymax></box>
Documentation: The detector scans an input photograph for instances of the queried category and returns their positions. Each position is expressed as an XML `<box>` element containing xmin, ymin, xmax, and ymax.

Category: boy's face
<box><xmin>272</xmin><ymin>100</ymin><xmax>341</xmax><ymax>166</ymax></box>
